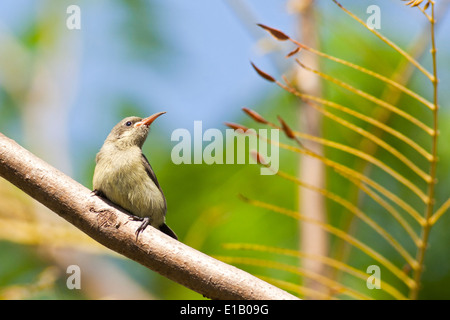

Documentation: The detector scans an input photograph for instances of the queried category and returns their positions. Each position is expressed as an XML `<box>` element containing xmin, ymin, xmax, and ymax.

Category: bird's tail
<box><xmin>159</xmin><ymin>223</ymin><xmax>178</xmax><ymax>240</ymax></box>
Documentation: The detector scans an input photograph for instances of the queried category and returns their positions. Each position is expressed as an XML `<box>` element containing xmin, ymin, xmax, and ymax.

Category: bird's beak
<box><xmin>134</xmin><ymin>112</ymin><xmax>166</xmax><ymax>128</ymax></box>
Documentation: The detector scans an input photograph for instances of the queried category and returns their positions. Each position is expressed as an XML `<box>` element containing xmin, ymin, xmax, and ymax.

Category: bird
<box><xmin>92</xmin><ymin>112</ymin><xmax>177</xmax><ymax>241</ymax></box>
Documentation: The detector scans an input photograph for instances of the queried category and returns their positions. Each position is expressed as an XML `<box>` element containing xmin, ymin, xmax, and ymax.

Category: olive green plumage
<box><xmin>93</xmin><ymin>115</ymin><xmax>177</xmax><ymax>240</ymax></box>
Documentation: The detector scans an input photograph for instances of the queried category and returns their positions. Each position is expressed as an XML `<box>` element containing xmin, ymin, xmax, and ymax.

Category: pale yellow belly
<box><xmin>93</xmin><ymin>150</ymin><xmax>166</xmax><ymax>227</ymax></box>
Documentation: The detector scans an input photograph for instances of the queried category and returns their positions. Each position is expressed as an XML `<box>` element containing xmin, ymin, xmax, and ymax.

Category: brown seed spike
<box><xmin>286</xmin><ymin>47</ymin><xmax>301</xmax><ymax>58</ymax></box>
<box><xmin>224</xmin><ymin>122</ymin><xmax>249</xmax><ymax>132</ymax></box>
<box><xmin>238</xmin><ymin>193</ymin><xmax>250</xmax><ymax>203</ymax></box>
<box><xmin>250</xmin><ymin>62</ymin><xmax>275</xmax><ymax>82</ymax></box>
<box><xmin>242</xmin><ymin>107</ymin><xmax>268</xmax><ymax>124</ymax></box>
<box><xmin>277</xmin><ymin>116</ymin><xmax>296</xmax><ymax>139</ymax></box>
<box><xmin>257</xmin><ymin>24</ymin><xmax>290</xmax><ymax>41</ymax></box>
<box><xmin>250</xmin><ymin>150</ymin><xmax>268</xmax><ymax>165</ymax></box>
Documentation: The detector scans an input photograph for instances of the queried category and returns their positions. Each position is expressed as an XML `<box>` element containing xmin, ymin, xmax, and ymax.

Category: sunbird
<box><xmin>93</xmin><ymin>112</ymin><xmax>177</xmax><ymax>241</ymax></box>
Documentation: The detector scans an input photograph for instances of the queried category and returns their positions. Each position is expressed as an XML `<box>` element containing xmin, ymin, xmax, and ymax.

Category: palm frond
<box><xmin>221</xmin><ymin>0</ymin><xmax>446</xmax><ymax>299</ymax></box>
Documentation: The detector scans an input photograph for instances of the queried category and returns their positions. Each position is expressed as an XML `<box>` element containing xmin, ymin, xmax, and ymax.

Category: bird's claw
<box><xmin>91</xmin><ymin>189</ymin><xmax>105</xmax><ymax>197</ymax></box>
<box><xmin>131</xmin><ymin>216</ymin><xmax>150</xmax><ymax>242</ymax></box>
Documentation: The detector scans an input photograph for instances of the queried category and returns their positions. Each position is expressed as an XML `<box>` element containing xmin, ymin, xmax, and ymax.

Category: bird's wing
<box><xmin>142</xmin><ymin>153</ymin><xmax>167</xmax><ymax>214</ymax></box>
<box><xmin>141</xmin><ymin>153</ymin><xmax>162</xmax><ymax>189</ymax></box>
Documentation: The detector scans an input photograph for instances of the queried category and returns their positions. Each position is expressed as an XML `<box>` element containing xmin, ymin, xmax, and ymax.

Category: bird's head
<box><xmin>105</xmin><ymin>112</ymin><xmax>166</xmax><ymax>149</ymax></box>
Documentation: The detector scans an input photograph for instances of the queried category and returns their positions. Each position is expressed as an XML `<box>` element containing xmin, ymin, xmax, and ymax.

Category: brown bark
<box><xmin>0</xmin><ymin>132</ymin><xmax>298</xmax><ymax>300</ymax></box>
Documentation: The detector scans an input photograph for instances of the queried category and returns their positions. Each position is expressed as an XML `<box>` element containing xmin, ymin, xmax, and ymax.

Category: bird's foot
<box><xmin>129</xmin><ymin>216</ymin><xmax>150</xmax><ymax>241</ymax></box>
<box><xmin>91</xmin><ymin>189</ymin><xmax>105</xmax><ymax>198</ymax></box>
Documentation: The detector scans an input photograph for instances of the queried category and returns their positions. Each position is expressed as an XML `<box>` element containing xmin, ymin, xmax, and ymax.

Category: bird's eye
<box><xmin>125</xmin><ymin>121</ymin><xmax>132</xmax><ymax>126</ymax></box>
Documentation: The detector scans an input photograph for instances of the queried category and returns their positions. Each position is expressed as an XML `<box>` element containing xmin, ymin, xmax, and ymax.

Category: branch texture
<box><xmin>0</xmin><ymin>132</ymin><xmax>298</xmax><ymax>300</ymax></box>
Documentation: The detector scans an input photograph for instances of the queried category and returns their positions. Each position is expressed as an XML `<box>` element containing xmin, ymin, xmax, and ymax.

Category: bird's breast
<box><xmin>93</xmin><ymin>146</ymin><xmax>166</xmax><ymax>226</ymax></box>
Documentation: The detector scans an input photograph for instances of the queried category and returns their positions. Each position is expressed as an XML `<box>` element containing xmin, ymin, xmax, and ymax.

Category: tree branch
<box><xmin>0</xmin><ymin>132</ymin><xmax>298</xmax><ymax>300</ymax></box>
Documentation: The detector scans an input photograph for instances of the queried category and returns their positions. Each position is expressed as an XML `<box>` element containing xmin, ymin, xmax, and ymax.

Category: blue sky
<box><xmin>0</xmin><ymin>0</ymin><xmax>448</xmax><ymax>179</ymax></box>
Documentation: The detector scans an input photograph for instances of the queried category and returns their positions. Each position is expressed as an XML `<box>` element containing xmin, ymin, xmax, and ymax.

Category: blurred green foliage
<box><xmin>0</xmin><ymin>1</ymin><xmax>449</xmax><ymax>300</ymax></box>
